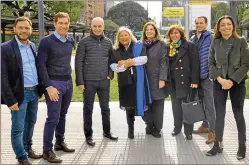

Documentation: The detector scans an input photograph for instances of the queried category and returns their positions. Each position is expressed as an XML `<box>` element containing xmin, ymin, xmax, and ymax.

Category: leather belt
<box><xmin>24</xmin><ymin>86</ymin><xmax>36</xmax><ymax>91</ymax></box>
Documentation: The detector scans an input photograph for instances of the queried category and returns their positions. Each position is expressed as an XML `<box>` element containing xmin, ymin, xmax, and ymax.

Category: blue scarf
<box><xmin>133</xmin><ymin>42</ymin><xmax>152</xmax><ymax>116</ymax></box>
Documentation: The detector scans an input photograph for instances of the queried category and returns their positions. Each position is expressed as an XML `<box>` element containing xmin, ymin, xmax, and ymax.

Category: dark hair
<box><xmin>166</xmin><ymin>25</ymin><xmax>186</xmax><ymax>42</ymax></box>
<box><xmin>214</xmin><ymin>15</ymin><xmax>239</xmax><ymax>39</ymax></box>
<box><xmin>195</xmin><ymin>16</ymin><xmax>208</xmax><ymax>23</ymax></box>
<box><xmin>14</xmin><ymin>16</ymin><xmax>32</xmax><ymax>27</ymax></box>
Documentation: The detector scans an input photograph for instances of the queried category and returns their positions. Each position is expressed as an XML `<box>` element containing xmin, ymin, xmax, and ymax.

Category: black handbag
<box><xmin>181</xmin><ymin>88</ymin><xmax>206</xmax><ymax>124</ymax></box>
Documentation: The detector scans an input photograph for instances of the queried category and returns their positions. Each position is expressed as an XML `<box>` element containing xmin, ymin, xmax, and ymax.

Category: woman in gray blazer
<box><xmin>206</xmin><ymin>15</ymin><xmax>249</xmax><ymax>160</ymax></box>
<box><xmin>141</xmin><ymin>22</ymin><xmax>169</xmax><ymax>138</ymax></box>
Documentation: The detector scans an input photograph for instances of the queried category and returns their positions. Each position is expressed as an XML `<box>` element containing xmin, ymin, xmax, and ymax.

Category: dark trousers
<box><xmin>199</xmin><ymin>78</ymin><xmax>216</xmax><ymax>132</ymax></box>
<box><xmin>126</xmin><ymin>107</ymin><xmax>135</xmax><ymax>131</ymax></box>
<box><xmin>142</xmin><ymin>99</ymin><xmax>165</xmax><ymax>133</ymax></box>
<box><xmin>43</xmin><ymin>79</ymin><xmax>73</xmax><ymax>152</ymax></box>
<box><xmin>83</xmin><ymin>79</ymin><xmax>111</xmax><ymax>139</ymax></box>
<box><xmin>171</xmin><ymin>92</ymin><xmax>193</xmax><ymax>136</ymax></box>
<box><xmin>214</xmin><ymin>81</ymin><xmax>246</xmax><ymax>145</ymax></box>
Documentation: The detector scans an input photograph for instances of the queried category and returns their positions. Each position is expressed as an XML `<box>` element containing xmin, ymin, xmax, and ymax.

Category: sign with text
<box><xmin>163</xmin><ymin>7</ymin><xmax>184</xmax><ymax>18</ymax></box>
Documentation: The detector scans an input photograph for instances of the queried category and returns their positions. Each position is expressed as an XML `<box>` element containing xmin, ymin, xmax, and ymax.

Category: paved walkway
<box><xmin>1</xmin><ymin>101</ymin><xmax>249</xmax><ymax>164</ymax></box>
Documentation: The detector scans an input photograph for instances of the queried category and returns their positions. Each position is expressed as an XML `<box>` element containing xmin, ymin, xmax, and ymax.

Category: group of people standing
<box><xmin>1</xmin><ymin>11</ymin><xmax>248</xmax><ymax>165</ymax></box>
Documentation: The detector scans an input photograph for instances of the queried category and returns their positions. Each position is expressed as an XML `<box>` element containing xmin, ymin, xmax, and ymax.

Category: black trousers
<box><xmin>214</xmin><ymin>81</ymin><xmax>246</xmax><ymax>145</ymax></box>
<box><xmin>171</xmin><ymin>92</ymin><xmax>193</xmax><ymax>136</ymax></box>
<box><xmin>125</xmin><ymin>107</ymin><xmax>135</xmax><ymax>131</ymax></box>
<box><xmin>142</xmin><ymin>99</ymin><xmax>165</xmax><ymax>133</ymax></box>
<box><xmin>83</xmin><ymin>79</ymin><xmax>111</xmax><ymax>139</ymax></box>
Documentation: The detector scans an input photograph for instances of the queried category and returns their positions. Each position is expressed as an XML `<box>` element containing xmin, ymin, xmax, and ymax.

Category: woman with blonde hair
<box><xmin>206</xmin><ymin>15</ymin><xmax>249</xmax><ymax>160</ymax></box>
<box><xmin>166</xmin><ymin>25</ymin><xmax>199</xmax><ymax>140</ymax></box>
<box><xmin>110</xmin><ymin>26</ymin><xmax>152</xmax><ymax>139</ymax></box>
<box><xmin>141</xmin><ymin>22</ymin><xmax>169</xmax><ymax>138</ymax></box>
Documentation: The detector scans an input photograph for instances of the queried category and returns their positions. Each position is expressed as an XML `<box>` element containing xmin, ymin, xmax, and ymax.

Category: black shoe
<box><xmin>152</xmin><ymin>131</ymin><xmax>161</xmax><ymax>138</ymax></box>
<box><xmin>128</xmin><ymin>127</ymin><xmax>134</xmax><ymax>139</ymax></box>
<box><xmin>206</xmin><ymin>141</ymin><xmax>223</xmax><ymax>156</ymax></box>
<box><xmin>18</xmin><ymin>159</ymin><xmax>31</xmax><ymax>165</ymax></box>
<box><xmin>86</xmin><ymin>137</ymin><xmax>95</xmax><ymax>146</ymax></box>
<box><xmin>185</xmin><ymin>135</ymin><xmax>192</xmax><ymax>140</ymax></box>
<box><xmin>128</xmin><ymin>132</ymin><xmax>134</xmax><ymax>139</ymax></box>
<box><xmin>145</xmin><ymin>126</ymin><xmax>153</xmax><ymax>135</ymax></box>
<box><xmin>237</xmin><ymin>146</ymin><xmax>246</xmax><ymax>160</ymax></box>
<box><xmin>103</xmin><ymin>132</ymin><xmax>118</xmax><ymax>140</ymax></box>
<box><xmin>43</xmin><ymin>150</ymin><xmax>62</xmax><ymax>163</ymax></box>
<box><xmin>54</xmin><ymin>142</ymin><xmax>75</xmax><ymax>152</ymax></box>
<box><xmin>171</xmin><ymin>130</ymin><xmax>181</xmax><ymax>136</ymax></box>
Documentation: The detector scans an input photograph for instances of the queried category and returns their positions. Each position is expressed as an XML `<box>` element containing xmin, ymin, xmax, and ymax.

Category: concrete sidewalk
<box><xmin>1</xmin><ymin>101</ymin><xmax>249</xmax><ymax>164</ymax></box>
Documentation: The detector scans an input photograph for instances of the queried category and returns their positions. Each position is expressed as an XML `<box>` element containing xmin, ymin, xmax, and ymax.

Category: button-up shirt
<box><xmin>15</xmin><ymin>35</ymin><xmax>38</xmax><ymax>87</ymax></box>
<box><xmin>54</xmin><ymin>31</ymin><xmax>69</xmax><ymax>43</ymax></box>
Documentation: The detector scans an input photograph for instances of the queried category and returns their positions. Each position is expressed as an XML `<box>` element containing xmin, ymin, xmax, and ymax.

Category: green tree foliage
<box><xmin>1</xmin><ymin>1</ymin><xmax>84</xmax><ymax>24</ymax></box>
<box><xmin>211</xmin><ymin>2</ymin><xmax>229</xmax><ymax>29</ymax></box>
<box><xmin>1</xmin><ymin>1</ymin><xmax>37</xmax><ymax>17</ymax></box>
<box><xmin>44</xmin><ymin>1</ymin><xmax>84</xmax><ymax>24</ymax></box>
<box><xmin>242</xmin><ymin>8</ymin><xmax>249</xmax><ymax>25</ymax></box>
<box><xmin>104</xmin><ymin>19</ymin><xmax>119</xmax><ymax>32</ymax></box>
<box><xmin>106</xmin><ymin>1</ymin><xmax>149</xmax><ymax>31</ymax></box>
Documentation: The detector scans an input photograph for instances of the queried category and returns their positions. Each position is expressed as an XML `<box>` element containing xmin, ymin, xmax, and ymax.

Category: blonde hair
<box><xmin>141</xmin><ymin>22</ymin><xmax>162</xmax><ymax>42</ymax></box>
<box><xmin>166</xmin><ymin>25</ymin><xmax>186</xmax><ymax>42</ymax></box>
<box><xmin>113</xmin><ymin>26</ymin><xmax>137</xmax><ymax>50</ymax></box>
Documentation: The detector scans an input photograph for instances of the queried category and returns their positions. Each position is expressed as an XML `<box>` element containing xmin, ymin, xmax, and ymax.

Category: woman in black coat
<box><xmin>141</xmin><ymin>22</ymin><xmax>169</xmax><ymax>138</ymax></box>
<box><xmin>166</xmin><ymin>25</ymin><xmax>200</xmax><ymax>140</ymax></box>
<box><xmin>110</xmin><ymin>27</ymin><xmax>151</xmax><ymax>139</ymax></box>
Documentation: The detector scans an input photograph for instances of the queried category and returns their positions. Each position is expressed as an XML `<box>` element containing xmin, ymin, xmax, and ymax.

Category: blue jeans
<box><xmin>11</xmin><ymin>90</ymin><xmax>38</xmax><ymax>161</ymax></box>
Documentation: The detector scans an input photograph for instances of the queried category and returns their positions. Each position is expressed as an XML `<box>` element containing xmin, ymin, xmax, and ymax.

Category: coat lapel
<box><xmin>176</xmin><ymin>40</ymin><xmax>188</xmax><ymax>62</ymax></box>
<box><xmin>11</xmin><ymin>37</ymin><xmax>23</xmax><ymax>77</ymax></box>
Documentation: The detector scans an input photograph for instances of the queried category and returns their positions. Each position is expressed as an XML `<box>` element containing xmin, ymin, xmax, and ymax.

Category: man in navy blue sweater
<box><xmin>191</xmin><ymin>16</ymin><xmax>216</xmax><ymax>144</ymax></box>
<box><xmin>37</xmin><ymin>12</ymin><xmax>75</xmax><ymax>163</ymax></box>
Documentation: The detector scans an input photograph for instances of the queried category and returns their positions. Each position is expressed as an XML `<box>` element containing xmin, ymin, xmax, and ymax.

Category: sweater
<box><xmin>37</xmin><ymin>34</ymin><xmax>75</xmax><ymax>88</ymax></box>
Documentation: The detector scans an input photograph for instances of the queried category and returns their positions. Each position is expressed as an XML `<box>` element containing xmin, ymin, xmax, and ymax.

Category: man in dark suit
<box><xmin>1</xmin><ymin>16</ymin><xmax>43</xmax><ymax>165</ymax></box>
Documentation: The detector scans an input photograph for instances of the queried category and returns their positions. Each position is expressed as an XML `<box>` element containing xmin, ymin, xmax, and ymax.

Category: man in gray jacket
<box><xmin>75</xmin><ymin>17</ymin><xmax>118</xmax><ymax>146</ymax></box>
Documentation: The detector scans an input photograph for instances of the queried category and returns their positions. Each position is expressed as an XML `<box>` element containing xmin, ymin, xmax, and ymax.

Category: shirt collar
<box><xmin>15</xmin><ymin>35</ymin><xmax>30</xmax><ymax>47</ymax></box>
<box><xmin>54</xmin><ymin>31</ymin><xmax>69</xmax><ymax>41</ymax></box>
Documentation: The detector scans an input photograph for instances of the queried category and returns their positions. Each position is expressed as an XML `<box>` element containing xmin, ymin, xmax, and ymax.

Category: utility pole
<box><xmin>184</xmin><ymin>0</ymin><xmax>189</xmax><ymax>40</ymax></box>
<box><xmin>229</xmin><ymin>1</ymin><xmax>237</xmax><ymax>26</ymax></box>
<box><xmin>38</xmin><ymin>1</ymin><xmax>45</xmax><ymax>40</ymax></box>
<box><xmin>147</xmin><ymin>0</ymin><xmax>149</xmax><ymax>21</ymax></box>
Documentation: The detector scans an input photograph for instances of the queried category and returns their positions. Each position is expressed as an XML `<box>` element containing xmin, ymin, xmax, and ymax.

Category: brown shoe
<box><xmin>54</xmin><ymin>142</ymin><xmax>75</xmax><ymax>152</ymax></box>
<box><xmin>43</xmin><ymin>150</ymin><xmax>62</xmax><ymax>163</ymax></box>
<box><xmin>18</xmin><ymin>159</ymin><xmax>31</xmax><ymax>165</ymax></box>
<box><xmin>206</xmin><ymin>132</ymin><xmax>216</xmax><ymax>144</ymax></box>
<box><xmin>28</xmin><ymin>148</ymin><xmax>43</xmax><ymax>159</ymax></box>
<box><xmin>193</xmin><ymin>126</ymin><xmax>210</xmax><ymax>134</ymax></box>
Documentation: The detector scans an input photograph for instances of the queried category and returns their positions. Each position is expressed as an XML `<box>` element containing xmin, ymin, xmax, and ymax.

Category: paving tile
<box><xmin>1</xmin><ymin>101</ymin><xmax>249</xmax><ymax>164</ymax></box>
